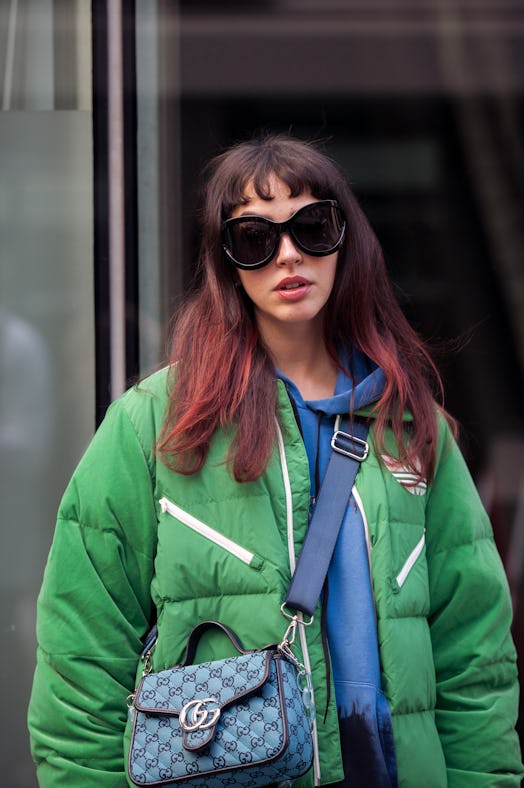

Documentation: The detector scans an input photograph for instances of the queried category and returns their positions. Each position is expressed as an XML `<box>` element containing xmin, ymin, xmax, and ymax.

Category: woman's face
<box><xmin>230</xmin><ymin>176</ymin><xmax>339</xmax><ymax>339</ymax></box>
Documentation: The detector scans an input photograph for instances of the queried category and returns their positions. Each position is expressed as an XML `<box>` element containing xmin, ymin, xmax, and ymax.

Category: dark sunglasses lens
<box><xmin>224</xmin><ymin>201</ymin><xmax>345</xmax><ymax>267</ymax></box>
<box><xmin>292</xmin><ymin>203</ymin><xmax>344</xmax><ymax>253</ymax></box>
<box><xmin>226</xmin><ymin>220</ymin><xmax>276</xmax><ymax>267</ymax></box>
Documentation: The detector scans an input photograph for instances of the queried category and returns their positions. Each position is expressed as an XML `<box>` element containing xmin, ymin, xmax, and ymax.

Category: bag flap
<box><xmin>134</xmin><ymin>650</ymin><xmax>271</xmax><ymax>716</ymax></box>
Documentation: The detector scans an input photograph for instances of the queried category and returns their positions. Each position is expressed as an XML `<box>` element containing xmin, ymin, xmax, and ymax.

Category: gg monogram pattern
<box><xmin>128</xmin><ymin>651</ymin><xmax>313</xmax><ymax>786</ymax></box>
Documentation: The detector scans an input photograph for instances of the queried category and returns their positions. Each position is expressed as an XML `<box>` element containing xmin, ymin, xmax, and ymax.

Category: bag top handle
<box><xmin>178</xmin><ymin>620</ymin><xmax>251</xmax><ymax>666</ymax></box>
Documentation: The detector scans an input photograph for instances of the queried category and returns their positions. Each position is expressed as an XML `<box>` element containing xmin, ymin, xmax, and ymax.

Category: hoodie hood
<box><xmin>279</xmin><ymin>349</ymin><xmax>385</xmax><ymax>419</ymax></box>
<box><xmin>277</xmin><ymin>349</ymin><xmax>385</xmax><ymax>498</ymax></box>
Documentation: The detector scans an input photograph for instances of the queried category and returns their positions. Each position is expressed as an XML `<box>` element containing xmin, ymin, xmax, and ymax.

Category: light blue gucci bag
<box><xmin>127</xmin><ymin>621</ymin><xmax>314</xmax><ymax>787</ymax></box>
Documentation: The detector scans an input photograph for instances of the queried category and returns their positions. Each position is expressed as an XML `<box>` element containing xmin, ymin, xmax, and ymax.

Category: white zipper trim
<box><xmin>396</xmin><ymin>530</ymin><xmax>426</xmax><ymax>587</ymax></box>
<box><xmin>276</xmin><ymin>421</ymin><xmax>296</xmax><ymax>573</ymax></box>
<box><xmin>352</xmin><ymin>486</ymin><xmax>371</xmax><ymax>567</ymax></box>
<box><xmin>159</xmin><ymin>497</ymin><xmax>255</xmax><ymax>566</ymax></box>
<box><xmin>297</xmin><ymin>607</ymin><xmax>320</xmax><ymax>785</ymax></box>
<box><xmin>275</xmin><ymin>420</ymin><xmax>321</xmax><ymax>786</ymax></box>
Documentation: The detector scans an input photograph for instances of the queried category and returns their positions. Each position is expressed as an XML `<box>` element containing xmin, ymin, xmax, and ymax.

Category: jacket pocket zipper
<box><xmin>396</xmin><ymin>531</ymin><xmax>426</xmax><ymax>588</ymax></box>
<box><xmin>159</xmin><ymin>497</ymin><xmax>262</xmax><ymax>568</ymax></box>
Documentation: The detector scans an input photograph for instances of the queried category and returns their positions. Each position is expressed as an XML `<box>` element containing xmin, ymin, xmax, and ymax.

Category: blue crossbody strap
<box><xmin>284</xmin><ymin>416</ymin><xmax>370</xmax><ymax>618</ymax></box>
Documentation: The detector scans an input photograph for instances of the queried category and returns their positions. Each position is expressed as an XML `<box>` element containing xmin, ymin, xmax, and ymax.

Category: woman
<box><xmin>28</xmin><ymin>134</ymin><xmax>522</xmax><ymax>786</ymax></box>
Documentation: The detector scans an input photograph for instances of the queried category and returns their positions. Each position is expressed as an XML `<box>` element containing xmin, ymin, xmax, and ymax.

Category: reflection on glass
<box><xmin>0</xmin><ymin>1</ymin><xmax>93</xmax><ymax>784</ymax></box>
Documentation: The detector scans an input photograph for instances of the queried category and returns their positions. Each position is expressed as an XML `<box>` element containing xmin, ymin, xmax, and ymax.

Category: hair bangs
<box><xmin>217</xmin><ymin>136</ymin><xmax>340</xmax><ymax>217</ymax></box>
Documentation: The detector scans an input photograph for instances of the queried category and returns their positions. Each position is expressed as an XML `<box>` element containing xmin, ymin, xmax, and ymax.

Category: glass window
<box><xmin>0</xmin><ymin>1</ymin><xmax>93</xmax><ymax>784</ymax></box>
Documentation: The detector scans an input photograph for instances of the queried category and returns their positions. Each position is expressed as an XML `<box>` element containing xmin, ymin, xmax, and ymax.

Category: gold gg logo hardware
<box><xmin>179</xmin><ymin>698</ymin><xmax>221</xmax><ymax>732</ymax></box>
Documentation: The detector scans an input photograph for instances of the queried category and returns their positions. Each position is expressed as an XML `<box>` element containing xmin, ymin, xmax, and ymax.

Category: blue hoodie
<box><xmin>278</xmin><ymin>351</ymin><xmax>397</xmax><ymax>787</ymax></box>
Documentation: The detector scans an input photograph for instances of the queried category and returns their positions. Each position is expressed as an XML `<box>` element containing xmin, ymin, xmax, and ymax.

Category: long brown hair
<box><xmin>157</xmin><ymin>134</ymin><xmax>452</xmax><ymax>483</ymax></box>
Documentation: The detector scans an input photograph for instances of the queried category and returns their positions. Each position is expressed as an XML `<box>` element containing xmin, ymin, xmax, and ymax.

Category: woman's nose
<box><xmin>274</xmin><ymin>232</ymin><xmax>302</xmax><ymax>266</ymax></box>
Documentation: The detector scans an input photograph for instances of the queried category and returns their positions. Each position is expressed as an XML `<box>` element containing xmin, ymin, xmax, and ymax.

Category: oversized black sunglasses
<box><xmin>222</xmin><ymin>199</ymin><xmax>346</xmax><ymax>270</ymax></box>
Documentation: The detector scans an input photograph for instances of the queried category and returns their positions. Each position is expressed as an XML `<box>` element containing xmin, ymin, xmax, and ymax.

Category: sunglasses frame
<box><xmin>222</xmin><ymin>199</ymin><xmax>346</xmax><ymax>270</ymax></box>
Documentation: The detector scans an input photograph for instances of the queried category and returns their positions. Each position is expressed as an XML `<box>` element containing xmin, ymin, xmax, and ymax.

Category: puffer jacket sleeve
<box><xmin>28</xmin><ymin>393</ymin><xmax>159</xmax><ymax>787</ymax></box>
<box><xmin>426</xmin><ymin>417</ymin><xmax>523</xmax><ymax>786</ymax></box>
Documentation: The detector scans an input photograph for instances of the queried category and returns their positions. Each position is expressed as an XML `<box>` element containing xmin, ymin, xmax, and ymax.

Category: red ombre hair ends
<box><xmin>157</xmin><ymin>134</ymin><xmax>453</xmax><ymax>483</ymax></box>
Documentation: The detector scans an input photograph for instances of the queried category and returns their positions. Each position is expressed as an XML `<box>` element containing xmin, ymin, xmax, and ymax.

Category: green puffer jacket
<box><xmin>28</xmin><ymin>367</ymin><xmax>523</xmax><ymax>787</ymax></box>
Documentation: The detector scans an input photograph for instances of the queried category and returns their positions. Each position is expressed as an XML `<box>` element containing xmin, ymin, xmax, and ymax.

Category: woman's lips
<box><xmin>275</xmin><ymin>276</ymin><xmax>312</xmax><ymax>301</ymax></box>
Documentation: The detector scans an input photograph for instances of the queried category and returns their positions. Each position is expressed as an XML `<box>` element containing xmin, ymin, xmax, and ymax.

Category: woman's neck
<box><xmin>259</xmin><ymin>319</ymin><xmax>338</xmax><ymax>400</ymax></box>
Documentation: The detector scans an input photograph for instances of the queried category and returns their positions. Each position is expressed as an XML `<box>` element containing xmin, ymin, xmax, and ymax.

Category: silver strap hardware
<box><xmin>330</xmin><ymin>429</ymin><xmax>369</xmax><ymax>461</ymax></box>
